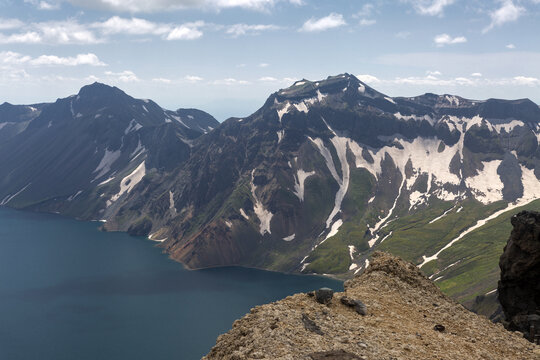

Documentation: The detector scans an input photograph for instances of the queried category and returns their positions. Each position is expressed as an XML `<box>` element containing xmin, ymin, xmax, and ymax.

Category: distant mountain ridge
<box><xmin>0</xmin><ymin>82</ymin><xmax>218</xmax><ymax>221</ymax></box>
<box><xmin>1</xmin><ymin>75</ymin><xmax>539</xmax><ymax>311</ymax></box>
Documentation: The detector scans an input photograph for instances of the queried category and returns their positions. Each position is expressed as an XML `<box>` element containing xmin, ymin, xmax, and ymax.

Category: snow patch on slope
<box><xmin>348</xmin><ymin>245</ymin><xmax>356</xmax><ymax>261</ymax></box>
<box><xmin>283</xmin><ymin>234</ymin><xmax>295</xmax><ymax>241</ymax></box>
<box><xmin>251</xmin><ymin>171</ymin><xmax>273</xmax><ymax>235</ymax></box>
<box><xmin>293</xmin><ymin>170</ymin><xmax>315</xmax><ymax>202</ymax></box>
<box><xmin>240</xmin><ymin>208</ymin><xmax>249</xmax><ymax>220</ymax></box>
<box><xmin>394</xmin><ymin>112</ymin><xmax>434</xmax><ymax>125</ymax></box>
<box><xmin>308</xmin><ymin>120</ymin><xmax>351</xmax><ymax>230</ymax></box>
<box><xmin>109</xmin><ymin>161</ymin><xmax>146</xmax><ymax>204</ymax></box>
<box><xmin>368</xmin><ymin>178</ymin><xmax>405</xmax><ymax>247</ymax></box>
<box><xmin>277</xmin><ymin>103</ymin><xmax>292</xmax><ymax>122</ymax></box>
<box><xmin>93</xmin><ymin>149</ymin><xmax>121</xmax><ymax>181</ymax></box>
<box><xmin>492</xmin><ymin>120</ymin><xmax>525</xmax><ymax>134</ymax></box>
<box><xmin>124</xmin><ymin>119</ymin><xmax>142</xmax><ymax>134</ymax></box>
<box><xmin>464</xmin><ymin>160</ymin><xmax>504</xmax><ymax>204</ymax></box>
<box><xmin>429</xmin><ymin>205</ymin><xmax>457</xmax><ymax>224</ymax></box>
<box><xmin>67</xmin><ymin>190</ymin><xmax>83</xmax><ymax>201</ymax></box>
<box><xmin>1</xmin><ymin>183</ymin><xmax>31</xmax><ymax>205</ymax></box>
<box><xmin>169</xmin><ymin>191</ymin><xmax>176</xmax><ymax>215</ymax></box>
<box><xmin>324</xmin><ymin>219</ymin><xmax>343</xmax><ymax>241</ymax></box>
<box><xmin>277</xmin><ymin>130</ymin><xmax>284</xmax><ymax>143</ymax></box>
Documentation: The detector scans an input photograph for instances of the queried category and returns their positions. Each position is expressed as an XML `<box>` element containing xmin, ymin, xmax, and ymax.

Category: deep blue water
<box><xmin>0</xmin><ymin>207</ymin><xmax>342</xmax><ymax>360</ymax></box>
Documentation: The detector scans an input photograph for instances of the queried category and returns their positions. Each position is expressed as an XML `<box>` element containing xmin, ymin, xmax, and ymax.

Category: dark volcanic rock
<box><xmin>315</xmin><ymin>288</ymin><xmax>334</xmax><ymax>305</ymax></box>
<box><xmin>498</xmin><ymin>211</ymin><xmax>540</xmax><ymax>339</ymax></box>
<box><xmin>340</xmin><ymin>296</ymin><xmax>368</xmax><ymax>315</ymax></box>
<box><xmin>302</xmin><ymin>313</ymin><xmax>323</xmax><ymax>335</ymax></box>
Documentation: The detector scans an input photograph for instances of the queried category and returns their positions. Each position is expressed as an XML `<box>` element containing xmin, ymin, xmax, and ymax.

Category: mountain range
<box><xmin>1</xmin><ymin>74</ymin><xmax>539</xmax><ymax>309</ymax></box>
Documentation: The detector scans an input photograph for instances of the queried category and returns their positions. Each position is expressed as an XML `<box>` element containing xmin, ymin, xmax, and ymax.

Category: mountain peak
<box><xmin>275</xmin><ymin>73</ymin><xmax>385</xmax><ymax>102</ymax></box>
<box><xmin>77</xmin><ymin>82</ymin><xmax>129</xmax><ymax>100</ymax></box>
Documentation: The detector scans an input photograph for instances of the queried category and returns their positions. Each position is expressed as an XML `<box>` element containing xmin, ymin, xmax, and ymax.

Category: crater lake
<box><xmin>0</xmin><ymin>207</ymin><xmax>342</xmax><ymax>360</ymax></box>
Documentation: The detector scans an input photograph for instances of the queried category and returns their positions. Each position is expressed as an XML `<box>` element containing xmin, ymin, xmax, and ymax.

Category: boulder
<box><xmin>315</xmin><ymin>288</ymin><xmax>334</xmax><ymax>305</ymax></box>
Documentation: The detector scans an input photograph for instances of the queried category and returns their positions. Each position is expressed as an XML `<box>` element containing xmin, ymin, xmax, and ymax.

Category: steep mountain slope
<box><xmin>0</xmin><ymin>102</ymin><xmax>45</xmax><ymax>141</ymax></box>
<box><xmin>105</xmin><ymin>74</ymin><xmax>540</xmax><ymax>305</ymax></box>
<box><xmin>204</xmin><ymin>252</ymin><xmax>539</xmax><ymax>359</ymax></box>
<box><xmin>0</xmin><ymin>83</ymin><xmax>218</xmax><ymax>222</ymax></box>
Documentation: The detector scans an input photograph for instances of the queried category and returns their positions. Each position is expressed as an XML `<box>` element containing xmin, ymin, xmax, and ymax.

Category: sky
<box><xmin>0</xmin><ymin>0</ymin><xmax>539</xmax><ymax>120</ymax></box>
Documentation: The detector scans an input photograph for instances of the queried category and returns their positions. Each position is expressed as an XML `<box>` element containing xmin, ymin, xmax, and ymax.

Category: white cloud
<box><xmin>506</xmin><ymin>43</ymin><xmax>516</xmax><ymax>49</ymax></box>
<box><xmin>434</xmin><ymin>33</ymin><xmax>467</xmax><ymax>46</ymax></box>
<box><xmin>105</xmin><ymin>70</ymin><xmax>139</xmax><ymax>82</ymax></box>
<box><xmin>258</xmin><ymin>63</ymin><xmax>269</xmax><ymax>67</ymax></box>
<box><xmin>258</xmin><ymin>76</ymin><xmax>297</xmax><ymax>84</ymax></box>
<box><xmin>65</xmin><ymin>0</ymin><xmax>302</xmax><ymax>13</ymax></box>
<box><xmin>38</xmin><ymin>1</ymin><xmax>60</xmax><ymax>10</ymax></box>
<box><xmin>93</xmin><ymin>16</ymin><xmax>171</xmax><ymax>35</ymax></box>
<box><xmin>483</xmin><ymin>0</ymin><xmax>525</xmax><ymax>33</ymax></box>
<box><xmin>282</xmin><ymin>77</ymin><xmax>297</xmax><ymax>83</ymax></box>
<box><xmin>360</xmin><ymin>74</ymin><xmax>540</xmax><ymax>88</ymax></box>
<box><xmin>396</xmin><ymin>31</ymin><xmax>411</xmax><ymax>39</ymax></box>
<box><xmin>0</xmin><ymin>51</ymin><xmax>32</xmax><ymax>66</ymax></box>
<box><xmin>512</xmin><ymin>76</ymin><xmax>539</xmax><ymax>86</ymax></box>
<box><xmin>184</xmin><ymin>75</ymin><xmax>204</xmax><ymax>82</ymax></box>
<box><xmin>212</xmin><ymin>78</ymin><xmax>250</xmax><ymax>85</ymax></box>
<box><xmin>226</xmin><ymin>24</ymin><xmax>281</xmax><ymax>37</ymax></box>
<box><xmin>426</xmin><ymin>70</ymin><xmax>442</xmax><ymax>76</ymax></box>
<box><xmin>0</xmin><ymin>18</ymin><xmax>24</xmax><ymax>30</ymax></box>
<box><xmin>403</xmin><ymin>0</ymin><xmax>455</xmax><ymax>16</ymax></box>
<box><xmin>453</xmin><ymin>77</ymin><xmax>475</xmax><ymax>85</ymax></box>
<box><xmin>0</xmin><ymin>31</ymin><xmax>42</xmax><ymax>44</ymax></box>
<box><xmin>24</xmin><ymin>0</ymin><xmax>60</xmax><ymax>10</ymax></box>
<box><xmin>359</xmin><ymin>19</ymin><xmax>376</xmax><ymax>26</ymax></box>
<box><xmin>166</xmin><ymin>24</ymin><xmax>203</xmax><ymax>40</ymax></box>
<box><xmin>354</xmin><ymin>4</ymin><xmax>375</xmax><ymax>18</ymax></box>
<box><xmin>31</xmin><ymin>53</ymin><xmax>106</xmax><ymax>66</ymax></box>
<box><xmin>152</xmin><ymin>77</ymin><xmax>172</xmax><ymax>83</ymax></box>
<box><xmin>354</xmin><ymin>3</ymin><xmax>377</xmax><ymax>26</ymax></box>
<box><xmin>93</xmin><ymin>17</ymin><xmax>204</xmax><ymax>40</ymax></box>
<box><xmin>392</xmin><ymin>75</ymin><xmax>477</xmax><ymax>86</ymax></box>
<box><xmin>0</xmin><ymin>20</ymin><xmax>101</xmax><ymax>44</ymax></box>
<box><xmin>0</xmin><ymin>51</ymin><xmax>106</xmax><ymax>72</ymax></box>
<box><xmin>356</xmin><ymin>74</ymin><xmax>380</xmax><ymax>84</ymax></box>
<box><xmin>300</xmin><ymin>13</ymin><xmax>346</xmax><ymax>32</ymax></box>
<box><xmin>38</xmin><ymin>20</ymin><xmax>100</xmax><ymax>44</ymax></box>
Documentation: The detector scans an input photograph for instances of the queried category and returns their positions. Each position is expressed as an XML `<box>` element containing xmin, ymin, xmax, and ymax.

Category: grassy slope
<box><xmin>304</xmin><ymin>168</ymin><xmax>374</xmax><ymax>274</ymax></box>
<box><xmin>303</xmin><ymin>163</ymin><xmax>540</xmax><ymax>305</ymax></box>
<box><xmin>435</xmin><ymin>199</ymin><xmax>540</xmax><ymax>304</ymax></box>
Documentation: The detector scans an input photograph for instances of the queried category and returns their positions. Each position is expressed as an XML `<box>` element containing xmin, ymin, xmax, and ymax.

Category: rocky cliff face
<box><xmin>204</xmin><ymin>252</ymin><xmax>539</xmax><ymax>360</ymax></box>
<box><xmin>498</xmin><ymin>210</ymin><xmax>540</xmax><ymax>339</ymax></box>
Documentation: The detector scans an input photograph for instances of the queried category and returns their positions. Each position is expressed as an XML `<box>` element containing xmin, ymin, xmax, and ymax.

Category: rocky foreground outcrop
<box><xmin>204</xmin><ymin>252</ymin><xmax>539</xmax><ymax>360</ymax></box>
<box><xmin>498</xmin><ymin>210</ymin><xmax>540</xmax><ymax>341</ymax></box>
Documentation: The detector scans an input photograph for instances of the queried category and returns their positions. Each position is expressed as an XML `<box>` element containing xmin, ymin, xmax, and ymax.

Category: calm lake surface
<box><xmin>0</xmin><ymin>207</ymin><xmax>342</xmax><ymax>360</ymax></box>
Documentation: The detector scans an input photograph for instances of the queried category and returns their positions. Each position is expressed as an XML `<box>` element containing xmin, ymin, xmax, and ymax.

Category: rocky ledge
<box><xmin>498</xmin><ymin>210</ymin><xmax>540</xmax><ymax>342</ymax></box>
<box><xmin>204</xmin><ymin>252</ymin><xmax>539</xmax><ymax>359</ymax></box>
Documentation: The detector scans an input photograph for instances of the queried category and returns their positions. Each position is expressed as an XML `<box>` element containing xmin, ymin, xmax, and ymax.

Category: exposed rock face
<box><xmin>498</xmin><ymin>210</ymin><xmax>540</xmax><ymax>338</ymax></box>
<box><xmin>204</xmin><ymin>252</ymin><xmax>538</xmax><ymax>359</ymax></box>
